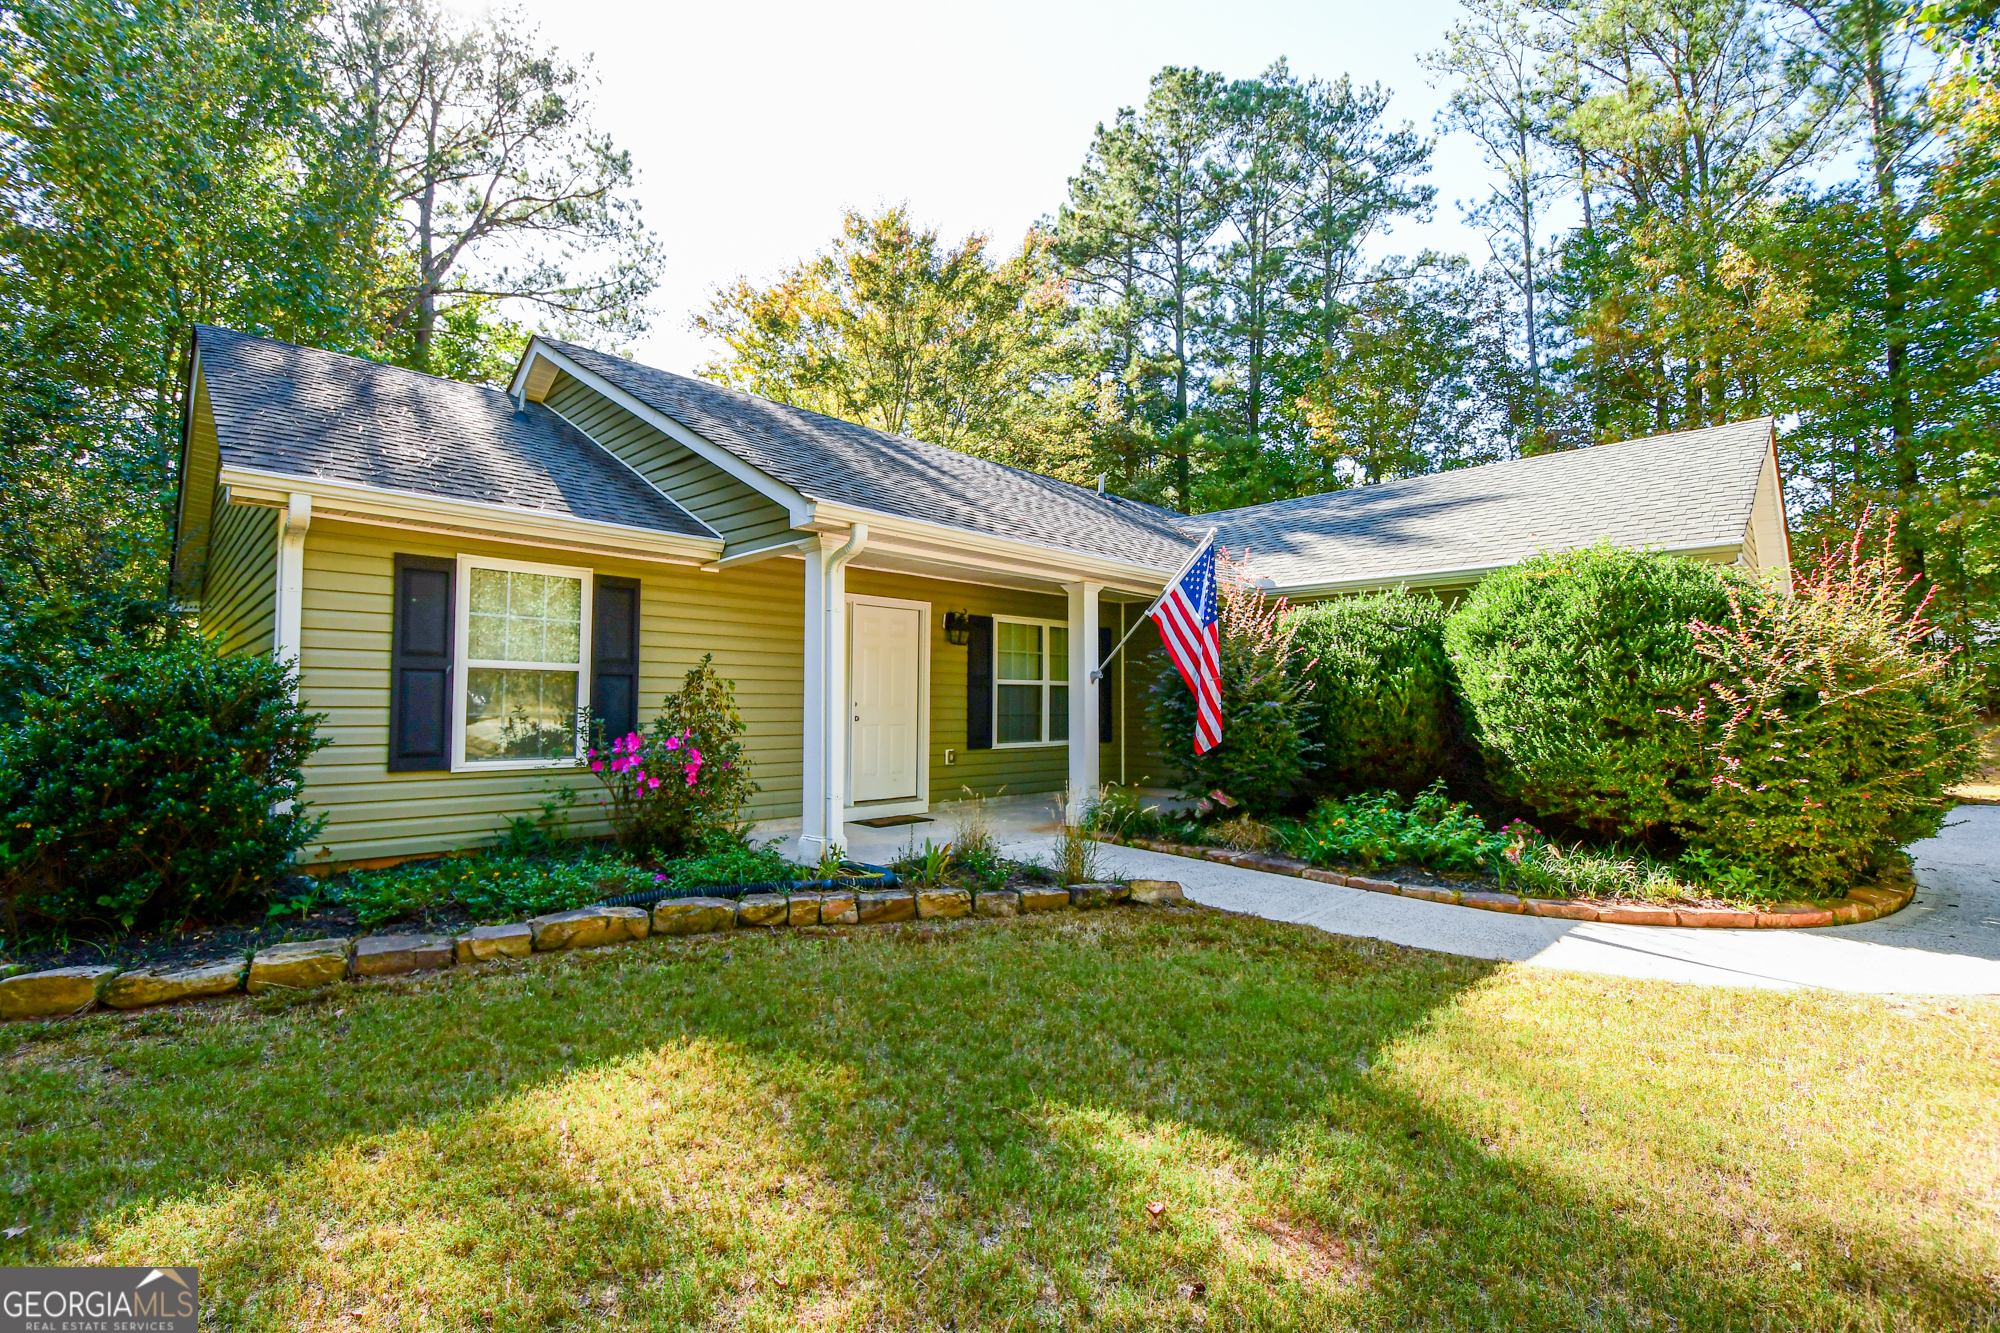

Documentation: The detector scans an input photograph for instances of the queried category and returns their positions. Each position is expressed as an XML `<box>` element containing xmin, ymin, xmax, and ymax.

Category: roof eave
<box><xmin>217</xmin><ymin>465</ymin><xmax>724</xmax><ymax>566</ymax></box>
<box><xmin>1258</xmin><ymin>539</ymin><xmax>1749</xmax><ymax>599</ymax></box>
<box><xmin>805</xmin><ymin>500</ymin><xmax>1183</xmax><ymax>594</ymax></box>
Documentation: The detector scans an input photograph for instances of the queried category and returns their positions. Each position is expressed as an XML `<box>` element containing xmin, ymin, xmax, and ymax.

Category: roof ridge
<box><xmin>197</xmin><ymin>324</ymin><xmax>514</xmax><ymax>399</ymax></box>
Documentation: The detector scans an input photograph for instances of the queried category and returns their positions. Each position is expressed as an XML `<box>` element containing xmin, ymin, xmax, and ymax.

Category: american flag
<box><xmin>1150</xmin><ymin>534</ymin><xmax>1222</xmax><ymax>753</ymax></box>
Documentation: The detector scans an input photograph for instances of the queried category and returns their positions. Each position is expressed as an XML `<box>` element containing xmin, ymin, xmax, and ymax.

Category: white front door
<box><xmin>849</xmin><ymin>601</ymin><xmax>923</xmax><ymax>804</ymax></box>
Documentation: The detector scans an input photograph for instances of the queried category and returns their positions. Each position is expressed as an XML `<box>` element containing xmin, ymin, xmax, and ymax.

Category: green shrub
<box><xmin>1445</xmin><ymin>544</ymin><xmax>1747</xmax><ymax>842</ymax></box>
<box><xmin>1667</xmin><ymin>524</ymin><xmax>1977</xmax><ymax>896</ymax></box>
<box><xmin>1288</xmin><ymin>589</ymin><xmax>1453</xmax><ymax>796</ymax></box>
<box><xmin>591</xmin><ymin>654</ymin><xmax>758</xmax><ymax>857</ymax></box>
<box><xmin>0</xmin><ymin>634</ymin><xmax>329</xmax><ymax>928</ymax></box>
<box><xmin>1274</xmin><ymin>781</ymin><xmax>1513</xmax><ymax>875</ymax></box>
<box><xmin>1150</xmin><ymin>551</ymin><xmax>1317</xmax><ymax>814</ymax></box>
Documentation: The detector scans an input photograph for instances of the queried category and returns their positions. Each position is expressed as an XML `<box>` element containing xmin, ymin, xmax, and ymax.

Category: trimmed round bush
<box><xmin>1288</xmin><ymin>589</ymin><xmax>1453</xmax><ymax>797</ymax></box>
<box><xmin>1444</xmin><ymin>545</ymin><xmax>1747</xmax><ymax>842</ymax></box>
<box><xmin>0</xmin><ymin>634</ymin><xmax>329</xmax><ymax>927</ymax></box>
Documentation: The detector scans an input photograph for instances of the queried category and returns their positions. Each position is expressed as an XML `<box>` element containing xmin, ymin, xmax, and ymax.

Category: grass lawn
<box><xmin>2</xmin><ymin>908</ymin><xmax>1994</xmax><ymax>1331</ymax></box>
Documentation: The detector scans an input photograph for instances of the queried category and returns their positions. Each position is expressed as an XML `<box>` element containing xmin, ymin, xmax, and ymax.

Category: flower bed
<box><xmin>1097</xmin><ymin>834</ymin><xmax>1914</xmax><ymax>928</ymax></box>
<box><xmin>0</xmin><ymin>876</ymin><xmax>1191</xmax><ymax>1019</ymax></box>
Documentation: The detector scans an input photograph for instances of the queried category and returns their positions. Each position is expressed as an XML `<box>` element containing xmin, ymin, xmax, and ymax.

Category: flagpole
<box><xmin>1090</xmin><ymin>528</ymin><xmax>1217</xmax><ymax>683</ymax></box>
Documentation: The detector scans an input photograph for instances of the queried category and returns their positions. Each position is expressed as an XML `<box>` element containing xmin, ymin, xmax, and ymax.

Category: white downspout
<box><xmin>272</xmin><ymin>492</ymin><xmax>312</xmax><ymax>821</ymax></box>
<box><xmin>274</xmin><ymin>491</ymin><xmax>313</xmax><ymax>697</ymax></box>
<box><xmin>820</xmin><ymin>523</ymin><xmax>867</xmax><ymax>855</ymax></box>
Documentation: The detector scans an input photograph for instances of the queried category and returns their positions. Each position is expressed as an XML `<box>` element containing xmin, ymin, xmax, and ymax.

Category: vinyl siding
<box><xmin>172</xmin><ymin>367</ymin><xmax>222</xmax><ymax>598</ymax></box>
<box><xmin>542</xmin><ymin>372</ymin><xmax>793</xmax><ymax>550</ymax></box>
<box><xmin>201</xmin><ymin>500</ymin><xmax>278</xmax><ymax>657</ymax></box>
<box><xmin>295</xmin><ymin>519</ymin><xmax>805</xmax><ymax>868</ymax></box>
<box><xmin>1105</xmin><ymin>605</ymin><xmax>1177</xmax><ymax>790</ymax></box>
<box><xmin>1742</xmin><ymin>444</ymin><xmax>1792</xmax><ymax>590</ymax></box>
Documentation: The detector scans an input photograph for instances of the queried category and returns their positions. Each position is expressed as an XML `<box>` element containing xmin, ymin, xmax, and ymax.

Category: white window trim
<box><xmin>450</xmin><ymin>553</ymin><xmax>595</xmax><ymax>772</ymax></box>
<box><xmin>992</xmin><ymin>614</ymin><xmax>1070</xmax><ymax>750</ymax></box>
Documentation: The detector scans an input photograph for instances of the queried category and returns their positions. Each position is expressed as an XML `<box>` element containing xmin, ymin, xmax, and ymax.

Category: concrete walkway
<box><xmin>765</xmin><ymin>797</ymin><xmax>2000</xmax><ymax>996</ymax></box>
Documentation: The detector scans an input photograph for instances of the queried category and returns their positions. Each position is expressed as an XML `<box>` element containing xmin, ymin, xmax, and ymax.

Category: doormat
<box><xmin>852</xmin><ymin>814</ymin><xmax>934</xmax><ymax>828</ymax></box>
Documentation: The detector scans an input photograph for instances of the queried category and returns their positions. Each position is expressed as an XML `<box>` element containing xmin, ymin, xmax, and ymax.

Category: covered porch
<box><xmin>766</xmin><ymin>516</ymin><xmax>1178</xmax><ymax>860</ymax></box>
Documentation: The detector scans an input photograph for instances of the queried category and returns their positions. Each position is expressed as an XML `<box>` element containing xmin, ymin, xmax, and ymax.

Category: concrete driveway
<box><xmin>771</xmin><ymin>797</ymin><xmax>2000</xmax><ymax>995</ymax></box>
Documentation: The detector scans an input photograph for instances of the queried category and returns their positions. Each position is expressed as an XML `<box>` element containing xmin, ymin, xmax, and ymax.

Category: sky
<box><xmin>483</xmin><ymin>0</ymin><xmax>1498</xmax><ymax>372</ymax></box>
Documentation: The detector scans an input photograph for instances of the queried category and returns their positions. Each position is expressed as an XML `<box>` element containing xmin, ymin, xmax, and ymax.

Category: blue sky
<box><xmin>491</xmin><ymin>0</ymin><xmax>1497</xmax><ymax>370</ymax></box>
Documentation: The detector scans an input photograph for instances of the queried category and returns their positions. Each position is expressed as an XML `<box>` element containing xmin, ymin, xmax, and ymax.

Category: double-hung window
<box><xmin>993</xmin><ymin>617</ymin><xmax>1068</xmax><ymax>746</ymax></box>
<box><xmin>453</xmin><ymin>555</ymin><xmax>593</xmax><ymax>768</ymax></box>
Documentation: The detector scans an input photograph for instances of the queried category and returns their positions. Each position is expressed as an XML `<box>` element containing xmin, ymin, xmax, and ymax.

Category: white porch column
<box><xmin>799</xmin><ymin>526</ymin><xmax>868</xmax><ymax>862</ymax></box>
<box><xmin>274</xmin><ymin>492</ymin><xmax>312</xmax><ymax>696</ymax></box>
<box><xmin>1063</xmin><ymin>580</ymin><xmax>1103</xmax><ymax>823</ymax></box>
<box><xmin>800</xmin><ymin>537</ymin><xmax>831</xmax><ymax>861</ymax></box>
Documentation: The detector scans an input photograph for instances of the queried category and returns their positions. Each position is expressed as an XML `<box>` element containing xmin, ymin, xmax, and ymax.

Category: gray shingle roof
<box><xmin>542</xmin><ymin>339</ymin><xmax>1196</xmax><ymax>570</ymax></box>
<box><xmin>194</xmin><ymin>326</ymin><xmax>714</xmax><ymax>539</ymax></box>
<box><xmin>1204</xmin><ymin>417</ymin><xmax>1776</xmax><ymax>592</ymax></box>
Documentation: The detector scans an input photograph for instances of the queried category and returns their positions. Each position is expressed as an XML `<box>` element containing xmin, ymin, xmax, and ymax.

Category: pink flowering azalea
<box><xmin>590</xmin><ymin>759</ymin><xmax>603</xmax><ymax>773</ymax></box>
<box><xmin>664</xmin><ymin>736</ymin><xmax>679</xmax><ymax>752</ymax></box>
<box><xmin>648</xmin><ymin>776</ymin><xmax>662</xmax><ymax>790</ymax></box>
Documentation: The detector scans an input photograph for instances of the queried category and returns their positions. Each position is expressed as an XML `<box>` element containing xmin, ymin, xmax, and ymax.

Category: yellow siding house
<box><xmin>170</xmin><ymin>327</ymin><xmax>1789</xmax><ymax>870</ymax></box>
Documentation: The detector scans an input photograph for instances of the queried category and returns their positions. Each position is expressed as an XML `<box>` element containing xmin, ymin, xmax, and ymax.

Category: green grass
<box><xmin>1</xmin><ymin>910</ymin><xmax>1994</xmax><ymax>1330</ymax></box>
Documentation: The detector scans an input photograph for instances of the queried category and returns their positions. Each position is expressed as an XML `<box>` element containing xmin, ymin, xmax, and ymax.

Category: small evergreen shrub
<box><xmin>1668</xmin><ymin>523</ymin><xmax>1977</xmax><ymax>896</ymax></box>
<box><xmin>1150</xmin><ymin>551</ymin><xmax>1317</xmax><ymax>814</ymax></box>
<box><xmin>0</xmin><ymin>634</ymin><xmax>329</xmax><ymax>928</ymax></box>
<box><xmin>1445</xmin><ymin>544</ymin><xmax>1747</xmax><ymax>842</ymax></box>
<box><xmin>1288</xmin><ymin>589</ymin><xmax>1453</xmax><ymax>796</ymax></box>
<box><xmin>591</xmin><ymin>653</ymin><xmax>758</xmax><ymax>857</ymax></box>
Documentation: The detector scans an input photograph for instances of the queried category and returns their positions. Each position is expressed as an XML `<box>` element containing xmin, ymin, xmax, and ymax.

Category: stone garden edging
<box><xmin>1099</xmin><ymin>836</ymin><xmax>1917</xmax><ymax>929</ymax></box>
<box><xmin>0</xmin><ymin>879</ymin><xmax>1189</xmax><ymax>1022</ymax></box>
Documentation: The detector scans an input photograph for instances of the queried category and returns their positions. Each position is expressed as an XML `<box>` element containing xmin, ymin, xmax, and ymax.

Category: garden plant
<box><xmin>591</xmin><ymin>653</ymin><xmax>758</xmax><ymax>857</ymax></box>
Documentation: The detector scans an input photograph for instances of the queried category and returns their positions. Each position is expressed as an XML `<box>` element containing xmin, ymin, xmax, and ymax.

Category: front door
<box><xmin>849</xmin><ymin>601</ymin><xmax>923</xmax><ymax>804</ymax></box>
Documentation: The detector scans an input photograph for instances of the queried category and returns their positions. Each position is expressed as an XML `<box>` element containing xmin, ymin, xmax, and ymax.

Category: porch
<box><xmin>784</xmin><ymin>521</ymin><xmax>1177</xmax><ymax>859</ymax></box>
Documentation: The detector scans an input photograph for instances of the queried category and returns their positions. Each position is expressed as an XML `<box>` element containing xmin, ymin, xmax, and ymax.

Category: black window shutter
<box><xmin>388</xmin><ymin>554</ymin><xmax>454</xmax><ymax>772</ymax></box>
<box><xmin>965</xmin><ymin>614</ymin><xmax>993</xmax><ymax>750</ymax></box>
<box><xmin>1099</xmin><ymin>625</ymin><xmax>1115</xmax><ymax>743</ymax></box>
<box><xmin>592</xmin><ymin>576</ymin><xmax>641</xmax><ymax>746</ymax></box>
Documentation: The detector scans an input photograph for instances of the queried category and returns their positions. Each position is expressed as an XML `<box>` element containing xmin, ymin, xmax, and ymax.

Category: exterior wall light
<box><xmin>942</xmin><ymin>611</ymin><xmax>972</xmax><ymax>646</ymax></box>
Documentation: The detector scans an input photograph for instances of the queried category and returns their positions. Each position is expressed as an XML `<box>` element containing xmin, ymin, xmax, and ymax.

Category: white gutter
<box><xmin>219</xmin><ymin>466</ymin><xmax>723</xmax><ymax>567</ymax></box>
<box><xmin>1255</xmin><ymin>540</ymin><xmax>1748</xmax><ymax>600</ymax></box>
